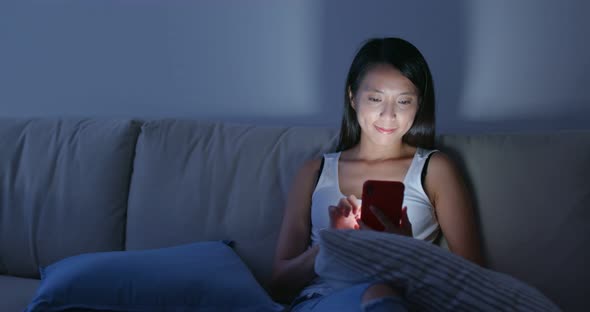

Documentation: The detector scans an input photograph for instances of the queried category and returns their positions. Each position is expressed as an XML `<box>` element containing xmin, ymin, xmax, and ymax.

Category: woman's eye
<box><xmin>369</xmin><ymin>97</ymin><xmax>382</xmax><ymax>102</ymax></box>
<box><xmin>398</xmin><ymin>99</ymin><xmax>411</xmax><ymax>105</ymax></box>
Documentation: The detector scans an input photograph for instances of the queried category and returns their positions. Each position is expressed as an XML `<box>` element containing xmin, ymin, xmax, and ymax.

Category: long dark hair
<box><xmin>336</xmin><ymin>38</ymin><xmax>435</xmax><ymax>151</ymax></box>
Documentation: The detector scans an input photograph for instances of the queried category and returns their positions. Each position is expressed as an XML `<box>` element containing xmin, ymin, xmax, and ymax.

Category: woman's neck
<box><xmin>346</xmin><ymin>140</ymin><xmax>414</xmax><ymax>162</ymax></box>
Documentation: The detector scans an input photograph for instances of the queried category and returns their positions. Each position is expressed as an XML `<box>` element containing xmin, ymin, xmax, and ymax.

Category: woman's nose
<box><xmin>380</xmin><ymin>103</ymin><xmax>397</xmax><ymax>119</ymax></box>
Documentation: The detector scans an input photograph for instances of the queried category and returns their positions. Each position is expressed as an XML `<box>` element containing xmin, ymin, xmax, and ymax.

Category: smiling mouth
<box><xmin>375</xmin><ymin>125</ymin><xmax>397</xmax><ymax>134</ymax></box>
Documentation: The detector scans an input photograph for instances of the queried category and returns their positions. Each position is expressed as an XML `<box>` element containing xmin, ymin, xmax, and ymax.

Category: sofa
<box><xmin>0</xmin><ymin>118</ymin><xmax>588</xmax><ymax>311</ymax></box>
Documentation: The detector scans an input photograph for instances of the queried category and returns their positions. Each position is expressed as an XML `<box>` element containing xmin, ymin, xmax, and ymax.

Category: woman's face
<box><xmin>350</xmin><ymin>64</ymin><xmax>419</xmax><ymax>147</ymax></box>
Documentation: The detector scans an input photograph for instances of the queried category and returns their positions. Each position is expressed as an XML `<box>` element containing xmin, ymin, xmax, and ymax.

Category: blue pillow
<box><xmin>26</xmin><ymin>242</ymin><xmax>283</xmax><ymax>312</ymax></box>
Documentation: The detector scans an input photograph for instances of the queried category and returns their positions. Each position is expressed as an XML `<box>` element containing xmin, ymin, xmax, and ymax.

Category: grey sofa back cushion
<box><xmin>438</xmin><ymin>131</ymin><xmax>590</xmax><ymax>312</ymax></box>
<box><xmin>0</xmin><ymin>118</ymin><xmax>140</xmax><ymax>278</ymax></box>
<box><xmin>125</xmin><ymin>120</ymin><xmax>338</xmax><ymax>288</ymax></box>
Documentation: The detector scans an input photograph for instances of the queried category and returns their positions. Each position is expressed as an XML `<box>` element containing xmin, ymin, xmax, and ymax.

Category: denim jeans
<box><xmin>290</xmin><ymin>282</ymin><xmax>408</xmax><ymax>312</ymax></box>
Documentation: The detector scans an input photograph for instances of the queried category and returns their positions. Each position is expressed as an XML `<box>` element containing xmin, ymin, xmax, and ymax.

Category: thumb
<box><xmin>347</xmin><ymin>195</ymin><xmax>360</xmax><ymax>215</ymax></box>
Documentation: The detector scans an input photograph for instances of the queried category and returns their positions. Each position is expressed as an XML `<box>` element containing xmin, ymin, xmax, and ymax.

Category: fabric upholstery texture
<box><xmin>437</xmin><ymin>131</ymin><xmax>590</xmax><ymax>311</ymax></box>
<box><xmin>125</xmin><ymin>120</ymin><xmax>338</xmax><ymax>288</ymax></box>
<box><xmin>0</xmin><ymin>117</ymin><xmax>587</xmax><ymax>312</ymax></box>
<box><xmin>0</xmin><ymin>275</ymin><xmax>40</xmax><ymax>312</ymax></box>
<box><xmin>0</xmin><ymin>118</ymin><xmax>140</xmax><ymax>279</ymax></box>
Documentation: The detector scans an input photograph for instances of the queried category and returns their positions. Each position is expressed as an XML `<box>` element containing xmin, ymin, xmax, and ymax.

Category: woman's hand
<box><xmin>359</xmin><ymin>206</ymin><xmax>413</xmax><ymax>237</ymax></box>
<box><xmin>328</xmin><ymin>195</ymin><xmax>361</xmax><ymax>230</ymax></box>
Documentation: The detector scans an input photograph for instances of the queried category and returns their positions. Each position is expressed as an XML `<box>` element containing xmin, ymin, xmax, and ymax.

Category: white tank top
<box><xmin>301</xmin><ymin>148</ymin><xmax>440</xmax><ymax>297</ymax></box>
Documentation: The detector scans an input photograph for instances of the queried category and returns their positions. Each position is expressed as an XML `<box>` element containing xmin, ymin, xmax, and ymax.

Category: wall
<box><xmin>0</xmin><ymin>0</ymin><xmax>588</xmax><ymax>133</ymax></box>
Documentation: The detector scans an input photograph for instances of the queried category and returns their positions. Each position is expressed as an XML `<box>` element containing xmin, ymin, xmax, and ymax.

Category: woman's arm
<box><xmin>424</xmin><ymin>152</ymin><xmax>485</xmax><ymax>266</ymax></box>
<box><xmin>270</xmin><ymin>158</ymin><xmax>322</xmax><ymax>301</ymax></box>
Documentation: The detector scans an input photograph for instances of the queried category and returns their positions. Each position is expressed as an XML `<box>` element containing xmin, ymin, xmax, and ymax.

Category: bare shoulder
<box><xmin>301</xmin><ymin>157</ymin><xmax>323</xmax><ymax>174</ymax></box>
<box><xmin>424</xmin><ymin>151</ymin><xmax>484</xmax><ymax>265</ymax></box>
<box><xmin>427</xmin><ymin>152</ymin><xmax>462</xmax><ymax>180</ymax></box>
<box><xmin>424</xmin><ymin>151</ymin><xmax>466</xmax><ymax>202</ymax></box>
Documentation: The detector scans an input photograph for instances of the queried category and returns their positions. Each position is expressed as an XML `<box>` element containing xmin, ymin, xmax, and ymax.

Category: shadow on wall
<box><xmin>316</xmin><ymin>0</ymin><xmax>469</xmax><ymax>133</ymax></box>
<box><xmin>225</xmin><ymin>0</ymin><xmax>590</xmax><ymax>133</ymax></box>
<box><xmin>0</xmin><ymin>1</ymin><xmax>588</xmax><ymax>133</ymax></box>
<box><xmin>223</xmin><ymin>1</ymin><xmax>470</xmax><ymax>129</ymax></box>
<box><xmin>455</xmin><ymin>0</ymin><xmax>590</xmax><ymax>134</ymax></box>
<box><xmin>196</xmin><ymin>1</ymin><xmax>471</xmax><ymax>129</ymax></box>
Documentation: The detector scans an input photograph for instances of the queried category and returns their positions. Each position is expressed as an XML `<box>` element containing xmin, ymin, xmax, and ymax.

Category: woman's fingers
<box><xmin>341</xmin><ymin>205</ymin><xmax>351</xmax><ymax>217</ymax></box>
<box><xmin>347</xmin><ymin>194</ymin><xmax>359</xmax><ymax>203</ymax></box>
<box><xmin>329</xmin><ymin>201</ymin><xmax>360</xmax><ymax>230</ymax></box>
<box><xmin>346</xmin><ymin>195</ymin><xmax>361</xmax><ymax>217</ymax></box>
<box><xmin>331</xmin><ymin>198</ymin><xmax>347</xmax><ymax>217</ymax></box>
<box><xmin>338</xmin><ymin>197</ymin><xmax>352</xmax><ymax>211</ymax></box>
<box><xmin>329</xmin><ymin>205</ymin><xmax>347</xmax><ymax>229</ymax></box>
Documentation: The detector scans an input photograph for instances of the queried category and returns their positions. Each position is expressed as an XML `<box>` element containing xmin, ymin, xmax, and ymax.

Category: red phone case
<box><xmin>360</xmin><ymin>180</ymin><xmax>405</xmax><ymax>231</ymax></box>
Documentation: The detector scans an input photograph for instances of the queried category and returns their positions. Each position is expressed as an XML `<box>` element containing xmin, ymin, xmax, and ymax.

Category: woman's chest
<box><xmin>338</xmin><ymin>159</ymin><xmax>413</xmax><ymax>198</ymax></box>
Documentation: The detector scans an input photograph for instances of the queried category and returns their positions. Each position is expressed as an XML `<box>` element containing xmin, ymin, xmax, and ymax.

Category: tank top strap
<box><xmin>404</xmin><ymin>148</ymin><xmax>439</xmax><ymax>191</ymax></box>
<box><xmin>313</xmin><ymin>152</ymin><xmax>341</xmax><ymax>196</ymax></box>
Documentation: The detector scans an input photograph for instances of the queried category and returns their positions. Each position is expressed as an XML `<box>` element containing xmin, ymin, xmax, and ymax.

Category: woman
<box><xmin>271</xmin><ymin>37</ymin><xmax>483</xmax><ymax>312</ymax></box>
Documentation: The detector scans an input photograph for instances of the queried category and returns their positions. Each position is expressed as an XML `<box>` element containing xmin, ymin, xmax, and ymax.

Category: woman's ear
<box><xmin>348</xmin><ymin>87</ymin><xmax>355</xmax><ymax>110</ymax></box>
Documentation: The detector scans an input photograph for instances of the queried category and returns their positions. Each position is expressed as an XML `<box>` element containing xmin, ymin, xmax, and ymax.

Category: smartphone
<box><xmin>360</xmin><ymin>180</ymin><xmax>405</xmax><ymax>231</ymax></box>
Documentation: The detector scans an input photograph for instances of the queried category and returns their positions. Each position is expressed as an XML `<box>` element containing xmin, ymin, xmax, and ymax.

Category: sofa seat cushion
<box><xmin>0</xmin><ymin>275</ymin><xmax>40</xmax><ymax>312</ymax></box>
<box><xmin>25</xmin><ymin>241</ymin><xmax>283</xmax><ymax>312</ymax></box>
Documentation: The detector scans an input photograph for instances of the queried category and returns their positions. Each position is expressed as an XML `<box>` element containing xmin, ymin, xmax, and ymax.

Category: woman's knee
<box><xmin>361</xmin><ymin>282</ymin><xmax>400</xmax><ymax>304</ymax></box>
